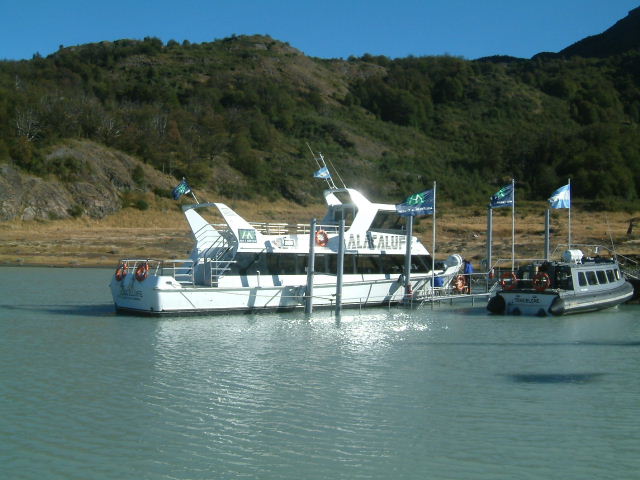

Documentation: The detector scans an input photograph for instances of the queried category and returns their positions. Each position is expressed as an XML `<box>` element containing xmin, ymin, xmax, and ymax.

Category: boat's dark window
<box><xmin>266</xmin><ymin>253</ymin><xmax>300</xmax><ymax>275</ymax></box>
<box><xmin>328</xmin><ymin>255</ymin><xmax>338</xmax><ymax>274</ymax></box>
<box><xmin>236</xmin><ymin>253</ymin><xmax>265</xmax><ymax>275</ymax></box>
<box><xmin>329</xmin><ymin>254</ymin><xmax>357</xmax><ymax>274</ymax></box>
<box><xmin>586</xmin><ymin>271</ymin><xmax>598</xmax><ymax>285</ymax></box>
<box><xmin>596</xmin><ymin>270</ymin><xmax>607</xmax><ymax>284</ymax></box>
<box><xmin>314</xmin><ymin>254</ymin><xmax>329</xmax><ymax>274</ymax></box>
<box><xmin>578</xmin><ymin>272</ymin><xmax>587</xmax><ymax>286</ymax></box>
<box><xmin>357</xmin><ymin>255</ymin><xmax>381</xmax><ymax>274</ymax></box>
<box><xmin>410</xmin><ymin>255</ymin><xmax>432</xmax><ymax>273</ymax></box>
<box><xmin>334</xmin><ymin>207</ymin><xmax>356</xmax><ymax>226</ymax></box>
<box><xmin>615</xmin><ymin>268</ymin><xmax>621</xmax><ymax>280</ymax></box>
<box><xmin>312</xmin><ymin>254</ymin><xmax>431</xmax><ymax>275</ymax></box>
<box><xmin>370</xmin><ymin>211</ymin><xmax>404</xmax><ymax>231</ymax></box>
<box><xmin>379</xmin><ymin>254</ymin><xmax>404</xmax><ymax>274</ymax></box>
<box><xmin>606</xmin><ymin>269</ymin><xmax>615</xmax><ymax>282</ymax></box>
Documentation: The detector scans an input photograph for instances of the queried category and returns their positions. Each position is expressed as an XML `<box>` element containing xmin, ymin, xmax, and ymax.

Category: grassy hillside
<box><xmin>1</xmin><ymin>29</ymin><xmax>639</xmax><ymax>213</ymax></box>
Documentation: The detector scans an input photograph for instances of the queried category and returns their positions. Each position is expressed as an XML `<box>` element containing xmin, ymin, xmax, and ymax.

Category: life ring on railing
<box><xmin>315</xmin><ymin>230</ymin><xmax>329</xmax><ymax>247</ymax></box>
<box><xmin>135</xmin><ymin>262</ymin><xmax>150</xmax><ymax>282</ymax></box>
<box><xmin>454</xmin><ymin>274</ymin><xmax>466</xmax><ymax>293</ymax></box>
<box><xmin>532</xmin><ymin>272</ymin><xmax>551</xmax><ymax>292</ymax></box>
<box><xmin>115</xmin><ymin>262</ymin><xmax>128</xmax><ymax>281</ymax></box>
<box><xmin>500</xmin><ymin>271</ymin><xmax>518</xmax><ymax>290</ymax></box>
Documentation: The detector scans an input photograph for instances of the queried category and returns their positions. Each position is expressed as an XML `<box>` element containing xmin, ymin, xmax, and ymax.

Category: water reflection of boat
<box><xmin>487</xmin><ymin>249</ymin><xmax>634</xmax><ymax>316</ymax></box>
<box><xmin>110</xmin><ymin>187</ymin><xmax>463</xmax><ymax>315</ymax></box>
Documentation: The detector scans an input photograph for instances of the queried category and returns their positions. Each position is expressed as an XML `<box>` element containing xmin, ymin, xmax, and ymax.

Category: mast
<box><xmin>306</xmin><ymin>143</ymin><xmax>339</xmax><ymax>190</ymax></box>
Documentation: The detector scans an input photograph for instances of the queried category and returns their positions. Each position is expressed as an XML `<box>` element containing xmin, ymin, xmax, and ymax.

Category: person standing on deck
<box><xmin>463</xmin><ymin>259</ymin><xmax>474</xmax><ymax>294</ymax></box>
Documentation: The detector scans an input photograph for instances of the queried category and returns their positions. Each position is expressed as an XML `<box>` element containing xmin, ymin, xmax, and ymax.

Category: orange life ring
<box><xmin>500</xmin><ymin>271</ymin><xmax>518</xmax><ymax>290</ymax></box>
<box><xmin>532</xmin><ymin>272</ymin><xmax>551</xmax><ymax>292</ymax></box>
<box><xmin>315</xmin><ymin>230</ymin><xmax>329</xmax><ymax>247</ymax></box>
<box><xmin>115</xmin><ymin>262</ymin><xmax>128</xmax><ymax>281</ymax></box>
<box><xmin>135</xmin><ymin>262</ymin><xmax>149</xmax><ymax>282</ymax></box>
<box><xmin>454</xmin><ymin>274</ymin><xmax>466</xmax><ymax>292</ymax></box>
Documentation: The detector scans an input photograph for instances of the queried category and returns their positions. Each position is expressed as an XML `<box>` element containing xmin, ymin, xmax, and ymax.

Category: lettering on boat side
<box><xmin>513</xmin><ymin>296</ymin><xmax>540</xmax><ymax>304</ymax></box>
<box><xmin>239</xmin><ymin>229</ymin><xmax>257</xmax><ymax>243</ymax></box>
<box><xmin>118</xmin><ymin>284</ymin><xmax>143</xmax><ymax>299</ymax></box>
<box><xmin>346</xmin><ymin>233</ymin><xmax>406</xmax><ymax>251</ymax></box>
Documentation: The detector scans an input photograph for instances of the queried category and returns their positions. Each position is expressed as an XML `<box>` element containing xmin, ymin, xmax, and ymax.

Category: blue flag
<box><xmin>549</xmin><ymin>184</ymin><xmax>570</xmax><ymax>209</ymax></box>
<box><xmin>396</xmin><ymin>189</ymin><xmax>434</xmax><ymax>216</ymax></box>
<box><xmin>490</xmin><ymin>184</ymin><xmax>514</xmax><ymax>208</ymax></box>
<box><xmin>313</xmin><ymin>166</ymin><xmax>331</xmax><ymax>179</ymax></box>
<box><xmin>172</xmin><ymin>178</ymin><xmax>191</xmax><ymax>200</ymax></box>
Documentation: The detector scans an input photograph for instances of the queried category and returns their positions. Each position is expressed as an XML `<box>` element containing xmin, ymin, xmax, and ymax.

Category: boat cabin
<box><xmin>513</xmin><ymin>250</ymin><xmax>623</xmax><ymax>293</ymax></box>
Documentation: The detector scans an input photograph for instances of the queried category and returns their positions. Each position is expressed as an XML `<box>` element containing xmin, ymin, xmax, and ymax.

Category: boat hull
<box><xmin>110</xmin><ymin>273</ymin><xmax>435</xmax><ymax>316</ymax></box>
<box><xmin>487</xmin><ymin>281</ymin><xmax>635</xmax><ymax>316</ymax></box>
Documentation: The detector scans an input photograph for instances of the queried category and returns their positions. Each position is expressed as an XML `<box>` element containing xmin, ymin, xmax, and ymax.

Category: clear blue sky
<box><xmin>1</xmin><ymin>0</ymin><xmax>638</xmax><ymax>61</ymax></box>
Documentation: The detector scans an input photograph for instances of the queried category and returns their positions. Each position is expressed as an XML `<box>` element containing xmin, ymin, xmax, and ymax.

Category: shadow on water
<box><xmin>0</xmin><ymin>303</ymin><xmax>115</xmax><ymax>316</ymax></box>
<box><xmin>504</xmin><ymin>373</ymin><xmax>606</xmax><ymax>384</ymax></box>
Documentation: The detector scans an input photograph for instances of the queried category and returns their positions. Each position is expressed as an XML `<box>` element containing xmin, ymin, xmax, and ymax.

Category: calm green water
<box><xmin>1</xmin><ymin>267</ymin><xmax>639</xmax><ymax>480</ymax></box>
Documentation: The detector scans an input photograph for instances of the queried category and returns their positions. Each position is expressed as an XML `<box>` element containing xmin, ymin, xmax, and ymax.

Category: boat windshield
<box><xmin>322</xmin><ymin>205</ymin><xmax>357</xmax><ymax>227</ymax></box>
<box><xmin>370</xmin><ymin>211</ymin><xmax>405</xmax><ymax>231</ymax></box>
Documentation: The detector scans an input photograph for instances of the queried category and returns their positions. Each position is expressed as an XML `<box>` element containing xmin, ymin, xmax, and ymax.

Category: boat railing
<box><xmin>617</xmin><ymin>253</ymin><xmax>640</xmax><ymax>280</ymax></box>
<box><xmin>202</xmin><ymin>221</ymin><xmax>406</xmax><ymax>237</ymax></box>
<box><xmin>117</xmin><ymin>259</ymin><xmax>196</xmax><ymax>285</ymax></box>
<box><xmin>204</xmin><ymin>222</ymin><xmax>341</xmax><ymax>235</ymax></box>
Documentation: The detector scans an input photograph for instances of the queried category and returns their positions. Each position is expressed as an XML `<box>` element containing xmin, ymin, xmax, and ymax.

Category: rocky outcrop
<box><xmin>0</xmin><ymin>140</ymin><xmax>176</xmax><ymax>221</ymax></box>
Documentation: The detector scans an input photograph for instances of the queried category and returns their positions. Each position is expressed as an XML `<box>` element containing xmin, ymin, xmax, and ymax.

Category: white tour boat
<box><xmin>486</xmin><ymin>249</ymin><xmax>634</xmax><ymax>316</ymax></box>
<box><xmin>109</xmin><ymin>187</ymin><xmax>464</xmax><ymax>315</ymax></box>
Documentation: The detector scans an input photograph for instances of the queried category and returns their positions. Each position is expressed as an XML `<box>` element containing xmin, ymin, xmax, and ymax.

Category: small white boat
<box><xmin>110</xmin><ymin>187</ymin><xmax>463</xmax><ymax>315</ymax></box>
<box><xmin>487</xmin><ymin>249</ymin><xmax>634</xmax><ymax>316</ymax></box>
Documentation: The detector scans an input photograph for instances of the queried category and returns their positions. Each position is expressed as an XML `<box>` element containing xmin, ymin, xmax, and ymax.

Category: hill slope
<box><xmin>560</xmin><ymin>6</ymin><xmax>640</xmax><ymax>57</ymax></box>
<box><xmin>0</xmin><ymin>12</ymin><xmax>640</xmax><ymax>221</ymax></box>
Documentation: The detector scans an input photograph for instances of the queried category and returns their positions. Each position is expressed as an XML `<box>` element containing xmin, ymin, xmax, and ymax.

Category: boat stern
<box><xmin>488</xmin><ymin>291</ymin><xmax>559</xmax><ymax>316</ymax></box>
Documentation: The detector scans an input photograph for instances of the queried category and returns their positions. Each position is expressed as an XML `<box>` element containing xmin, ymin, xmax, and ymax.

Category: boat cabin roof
<box><xmin>320</xmin><ymin>188</ymin><xmax>400</xmax><ymax>234</ymax></box>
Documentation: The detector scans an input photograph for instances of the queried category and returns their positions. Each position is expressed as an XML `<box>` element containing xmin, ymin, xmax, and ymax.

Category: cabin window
<box><xmin>596</xmin><ymin>270</ymin><xmax>607</xmax><ymax>284</ymax></box>
<box><xmin>235</xmin><ymin>252</ymin><xmax>265</xmax><ymax>275</ymax></box>
<box><xmin>314</xmin><ymin>254</ymin><xmax>330</xmax><ymax>274</ymax></box>
<box><xmin>265</xmin><ymin>253</ymin><xmax>307</xmax><ymax>275</ymax></box>
<box><xmin>578</xmin><ymin>272</ymin><xmax>587</xmax><ymax>286</ymax></box>
<box><xmin>379</xmin><ymin>254</ymin><xmax>404</xmax><ymax>274</ymax></box>
<box><xmin>271</xmin><ymin>253</ymin><xmax>433</xmax><ymax>275</ymax></box>
<box><xmin>371</xmin><ymin>211</ymin><xmax>404</xmax><ymax>230</ymax></box>
<box><xmin>357</xmin><ymin>255</ymin><xmax>381</xmax><ymax>274</ymax></box>
<box><xmin>410</xmin><ymin>255</ymin><xmax>433</xmax><ymax>273</ymax></box>
<box><xmin>586</xmin><ymin>271</ymin><xmax>598</xmax><ymax>285</ymax></box>
<box><xmin>606</xmin><ymin>270</ymin><xmax>615</xmax><ymax>282</ymax></box>
<box><xmin>615</xmin><ymin>269</ymin><xmax>621</xmax><ymax>280</ymax></box>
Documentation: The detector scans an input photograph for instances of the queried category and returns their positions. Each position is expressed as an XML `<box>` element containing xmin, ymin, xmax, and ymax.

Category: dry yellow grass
<box><xmin>1</xmin><ymin>197</ymin><xmax>639</xmax><ymax>269</ymax></box>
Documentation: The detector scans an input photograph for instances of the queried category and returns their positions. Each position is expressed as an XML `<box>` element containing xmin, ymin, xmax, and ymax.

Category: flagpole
<box><xmin>432</xmin><ymin>181</ymin><xmax>436</xmax><ymax>291</ymax></box>
<box><xmin>511</xmin><ymin>178</ymin><xmax>515</xmax><ymax>272</ymax></box>
<box><xmin>568</xmin><ymin>178</ymin><xmax>571</xmax><ymax>249</ymax></box>
<box><xmin>404</xmin><ymin>215</ymin><xmax>413</xmax><ymax>301</ymax></box>
<box><xmin>487</xmin><ymin>205</ymin><xmax>493</xmax><ymax>276</ymax></box>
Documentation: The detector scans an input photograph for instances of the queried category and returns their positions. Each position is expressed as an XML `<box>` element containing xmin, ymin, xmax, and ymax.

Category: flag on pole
<box><xmin>396</xmin><ymin>189</ymin><xmax>434</xmax><ymax>216</ymax></box>
<box><xmin>549</xmin><ymin>184</ymin><xmax>570</xmax><ymax>208</ymax></box>
<box><xmin>171</xmin><ymin>178</ymin><xmax>191</xmax><ymax>200</ymax></box>
<box><xmin>490</xmin><ymin>184</ymin><xmax>514</xmax><ymax>208</ymax></box>
<box><xmin>313</xmin><ymin>166</ymin><xmax>331</xmax><ymax>179</ymax></box>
